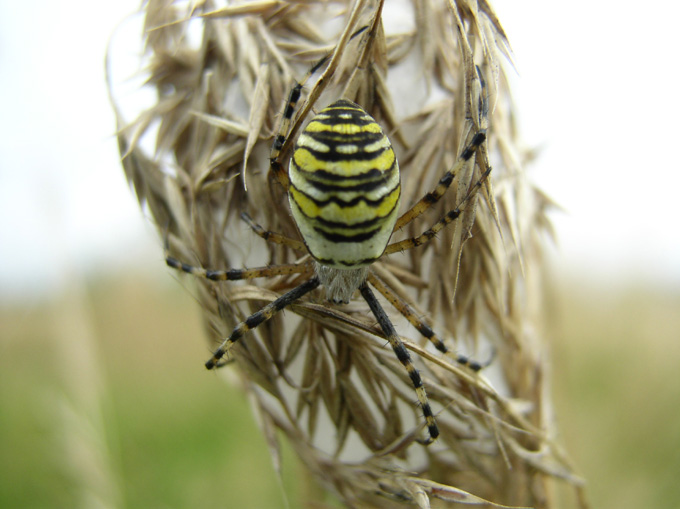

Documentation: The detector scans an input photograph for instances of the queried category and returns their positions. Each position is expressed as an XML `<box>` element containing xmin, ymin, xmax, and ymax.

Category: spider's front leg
<box><xmin>205</xmin><ymin>276</ymin><xmax>321</xmax><ymax>369</ymax></box>
<box><xmin>367</xmin><ymin>272</ymin><xmax>488</xmax><ymax>371</ymax></box>
<box><xmin>359</xmin><ymin>282</ymin><xmax>439</xmax><ymax>444</ymax></box>
<box><xmin>164</xmin><ymin>244</ymin><xmax>317</xmax><ymax>368</ymax></box>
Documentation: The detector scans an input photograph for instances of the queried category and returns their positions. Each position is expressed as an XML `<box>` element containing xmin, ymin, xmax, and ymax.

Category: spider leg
<box><xmin>384</xmin><ymin>167</ymin><xmax>491</xmax><ymax>255</ymax></box>
<box><xmin>205</xmin><ymin>276</ymin><xmax>321</xmax><ymax>369</ymax></box>
<box><xmin>359</xmin><ymin>282</ymin><xmax>438</xmax><ymax>444</ymax></box>
<box><xmin>269</xmin><ymin>55</ymin><xmax>330</xmax><ymax>189</ymax></box>
<box><xmin>164</xmin><ymin>222</ymin><xmax>312</xmax><ymax>281</ymax></box>
<box><xmin>166</xmin><ymin>255</ymin><xmax>314</xmax><ymax>281</ymax></box>
<box><xmin>393</xmin><ymin>131</ymin><xmax>487</xmax><ymax>231</ymax></box>
<box><xmin>367</xmin><ymin>272</ymin><xmax>485</xmax><ymax>371</ymax></box>
<box><xmin>240</xmin><ymin>212</ymin><xmax>307</xmax><ymax>253</ymax></box>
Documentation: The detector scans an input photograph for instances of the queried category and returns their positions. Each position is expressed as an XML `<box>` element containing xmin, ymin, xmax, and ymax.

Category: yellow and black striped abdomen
<box><xmin>289</xmin><ymin>100</ymin><xmax>401</xmax><ymax>268</ymax></box>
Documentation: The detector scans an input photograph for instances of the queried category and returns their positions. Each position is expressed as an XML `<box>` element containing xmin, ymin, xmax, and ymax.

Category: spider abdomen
<box><xmin>289</xmin><ymin>100</ymin><xmax>401</xmax><ymax>268</ymax></box>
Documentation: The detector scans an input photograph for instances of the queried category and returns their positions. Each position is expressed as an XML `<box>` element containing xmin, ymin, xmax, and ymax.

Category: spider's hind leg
<box><xmin>269</xmin><ymin>54</ymin><xmax>331</xmax><ymax>189</ymax></box>
<box><xmin>385</xmin><ymin>165</ymin><xmax>492</xmax><ymax>255</ymax></box>
<box><xmin>240</xmin><ymin>212</ymin><xmax>307</xmax><ymax>253</ymax></box>
<box><xmin>393</xmin><ymin>130</ymin><xmax>487</xmax><ymax>232</ymax></box>
<box><xmin>392</xmin><ymin>64</ymin><xmax>490</xmax><ymax>239</ymax></box>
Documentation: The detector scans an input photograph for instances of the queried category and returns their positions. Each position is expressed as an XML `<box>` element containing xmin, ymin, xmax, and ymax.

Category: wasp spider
<box><xmin>166</xmin><ymin>69</ymin><xmax>490</xmax><ymax>445</ymax></box>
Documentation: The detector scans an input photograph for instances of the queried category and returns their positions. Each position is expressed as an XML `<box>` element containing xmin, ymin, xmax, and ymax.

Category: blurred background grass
<box><xmin>0</xmin><ymin>271</ymin><xmax>314</xmax><ymax>508</ymax></box>
<box><xmin>548</xmin><ymin>277</ymin><xmax>680</xmax><ymax>508</ymax></box>
<box><xmin>1</xmin><ymin>266</ymin><xmax>678</xmax><ymax>508</ymax></box>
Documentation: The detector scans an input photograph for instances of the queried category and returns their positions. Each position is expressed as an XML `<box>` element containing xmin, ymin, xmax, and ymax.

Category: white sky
<box><xmin>0</xmin><ymin>1</ymin><xmax>154</xmax><ymax>300</ymax></box>
<box><xmin>494</xmin><ymin>0</ymin><xmax>680</xmax><ymax>286</ymax></box>
<box><xmin>1</xmin><ymin>1</ymin><xmax>679</xmax><ymax>302</ymax></box>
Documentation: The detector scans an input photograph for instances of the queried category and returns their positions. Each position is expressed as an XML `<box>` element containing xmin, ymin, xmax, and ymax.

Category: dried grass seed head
<box><xmin>110</xmin><ymin>0</ymin><xmax>588</xmax><ymax>507</ymax></box>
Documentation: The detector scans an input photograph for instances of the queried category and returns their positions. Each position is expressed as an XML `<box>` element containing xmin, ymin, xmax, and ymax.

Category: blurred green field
<box><xmin>548</xmin><ymin>278</ymin><xmax>680</xmax><ymax>508</ymax></box>
<box><xmin>1</xmin><ymin>270</ymin><xmax>679</xmax><ymax>508</ymax></box>
<box><xmin>0</xmin><ymin>274</ymin><xmax>317</xmax><ymax>508</ymax></box>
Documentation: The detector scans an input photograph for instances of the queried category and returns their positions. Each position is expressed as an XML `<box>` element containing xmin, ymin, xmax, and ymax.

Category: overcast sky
<box><xmin>1</xmin><ymin>0</ymin><xmax>678</xmax><ymax>302</ymax></box>
<box><xmin>495</xmin><ymin>0</ymin><xmax>680</xmax><ymax>287</ymax></box>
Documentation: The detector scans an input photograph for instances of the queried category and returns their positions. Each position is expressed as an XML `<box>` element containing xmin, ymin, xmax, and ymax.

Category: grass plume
<box><xmin>109</xmin><ymin>1</ymin><xmax>587</xmax><ymax>506</ymax></box>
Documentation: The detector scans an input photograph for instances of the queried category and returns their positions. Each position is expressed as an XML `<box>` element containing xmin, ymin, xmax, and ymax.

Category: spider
<box><xmin>165</xmin><ymin>60</ymin><xmax>491</xmax><ymax>445</ymax></box>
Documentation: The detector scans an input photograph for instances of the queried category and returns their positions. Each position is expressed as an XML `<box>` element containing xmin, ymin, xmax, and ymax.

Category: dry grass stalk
<box><xmin>109</xmin><ymin>0</ymin><xmax>587</xmax><ymax>507</ymax></box>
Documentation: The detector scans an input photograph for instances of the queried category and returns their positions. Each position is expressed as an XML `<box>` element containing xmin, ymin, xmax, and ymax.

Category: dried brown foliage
<box><xmin>109</xmin><ymin>0</ymin><xmax>587</xmax><ymax>507</ymax></box>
